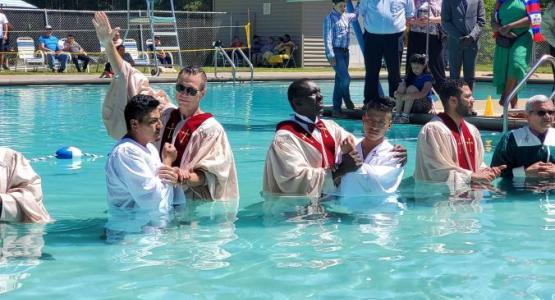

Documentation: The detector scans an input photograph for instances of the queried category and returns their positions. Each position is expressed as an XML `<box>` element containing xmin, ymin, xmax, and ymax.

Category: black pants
<box><xmin>363</xmin><ymin>31</ymin><xmax>403</xmax><ymax>103</ymax></box>
<box><xmin>406</xmin><ymin>31</ymin><xmax>446</xmax><ymax>90</ymax></box>
<box><xmin>72</xmin><ymin>54</ymin><xmax>90</xmax><ymax>72</ymax></box>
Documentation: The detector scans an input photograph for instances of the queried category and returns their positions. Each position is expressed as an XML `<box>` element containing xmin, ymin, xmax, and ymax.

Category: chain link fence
<box><xmin>2</xmin><ymin>7</ymin><xmax>249</xmax><ymax>68</ymax></box>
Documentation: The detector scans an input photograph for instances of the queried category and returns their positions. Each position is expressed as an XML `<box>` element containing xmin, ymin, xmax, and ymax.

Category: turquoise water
<box><xmin>1</xmin><ymin>80</ymin><xmax>555</xmax><ymax>298</ymax></box>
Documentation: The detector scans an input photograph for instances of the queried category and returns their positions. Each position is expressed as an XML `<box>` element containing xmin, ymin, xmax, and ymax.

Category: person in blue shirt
<box><xmin>393</xmin><ymin>54</ymin><xmax>433</xmax><ymax>123</ymax></box>
<box><xmin>360</xmin><ymin>0</ymin><xmax>415</xmax><ymax>104</ymax></box>
<box><xmin>323</xmin><ymin>0</ymin><xmax>358</xmax><ymax>117</ymax></box>
<box><xmin>38</xmin><ymin>25</ymin><xmax>69</xmax><ymax>73</ymax></box>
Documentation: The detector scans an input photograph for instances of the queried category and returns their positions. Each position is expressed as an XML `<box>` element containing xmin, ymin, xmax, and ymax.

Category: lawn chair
<box><xmin>283</xmin><ymin>45</ymin><xmax>298</xmax><ymax>68</ymax></box>
<box><xmin>123</xmin><ymin>39</ymin><xmax>149</xmax><ymax>69</ymax></box>
<box><xmin>146</xmin><ymin>39</ymin><xmax>175</xmax><ymax>67</ymax></box>
<box><xmin>15</xmin><ymin>37</ymin><xmax>46</xmax><ymax>72</ymax></box>
<box><xmin>59</xmin><ymin>38</ymin><xmax>90</xmax><ymax>73</ymax></box>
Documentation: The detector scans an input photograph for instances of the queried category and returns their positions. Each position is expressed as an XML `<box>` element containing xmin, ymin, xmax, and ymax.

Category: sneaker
<box><xmin>2</xmin><ymin>65</ymin><xmax>9</xmax><ymax>70</ymax></box>
<box><xmin>344</xmin><ymin>99</ymin><xmax>355</xmax><ymax>110</ymax></box>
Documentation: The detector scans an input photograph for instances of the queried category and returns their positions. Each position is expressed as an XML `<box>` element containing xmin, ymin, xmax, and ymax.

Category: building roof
<box><xmin>0</xmin><ymin>0</ymin><xmax>37</xmax><ymax>8</ymax></box>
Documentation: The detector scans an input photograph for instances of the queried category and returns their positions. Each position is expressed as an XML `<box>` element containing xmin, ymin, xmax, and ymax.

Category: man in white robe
<box><xmin>263</xmin><ymin>79</ymin><xmax>365</xmax><ymax>197</ymax></box>
<box><xmin>338</xmin><ymin>97</ymin><xmax>404</xmax><ymax>196</ymax></box>
<box><xmin>0</xmin><ymin>148</ymin><xmax>51</xmax><ymax>223</ymax></box>
<box><xmin>414</xmin><ymin>79</ymin><xmax>505</xmax><ymax>187</ymax></box>
<box><xmin>93</xmin><ymin>12</ymin><xmax>238</xmax><ymax>201</ymax></box>
<box><xmin>105</xmin><ymin>95</ymin><xmax>184</xmax><ymax>233</ymax></box>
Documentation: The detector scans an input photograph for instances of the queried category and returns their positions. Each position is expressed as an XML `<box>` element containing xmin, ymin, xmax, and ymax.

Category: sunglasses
<box><xmin>175</xmin><ymin>84</ymin><xmax>199</xmax><ymax>96</ymax></box>
<box><xmin>531</xmin><ymin>110</ymin><xmax>555</xmax><ymax>117</ymax></box>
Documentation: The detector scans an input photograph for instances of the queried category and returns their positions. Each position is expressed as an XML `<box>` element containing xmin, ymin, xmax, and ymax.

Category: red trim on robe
<box><xmin>276</xmin><ymin>120</ymin><xmax>336</xmax><ymax>168</ymax></box>
<box><xmin>437</xmin><ymin>113</ymin><xmax>476</xmax><ymax>171</ymax></box>
<box><xmin>160</xmin><ymin>109</ymin><xmax>213</xmax><ymax>166</ymax></box>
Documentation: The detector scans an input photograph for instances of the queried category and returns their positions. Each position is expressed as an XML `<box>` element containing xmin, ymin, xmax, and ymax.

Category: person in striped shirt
<box><xmin>323</xmin><ymin>0</ymin><xmax>359</xmax><ymax>117</ymax></box>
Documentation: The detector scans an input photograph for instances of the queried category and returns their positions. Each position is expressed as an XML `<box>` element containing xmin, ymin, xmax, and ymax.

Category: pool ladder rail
<box><xmin>213</xmin><ymin>46</ymin><xmax>254</xmax><ymax>83</ymax></box>
<box><xmin>502</xmin><ymin>54</ymin><xmax>555</xmax><ymax>133</ymax></box>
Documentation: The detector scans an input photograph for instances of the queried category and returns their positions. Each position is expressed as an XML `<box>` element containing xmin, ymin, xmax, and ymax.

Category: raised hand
<box><xmin>92</xmin><ymin>11</ymin><xmax>119</xmax><ymax>46</ymax></box>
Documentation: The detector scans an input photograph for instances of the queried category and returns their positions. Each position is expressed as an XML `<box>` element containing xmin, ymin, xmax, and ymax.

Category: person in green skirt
<box><xmin>492</xmin><ymin>0</ymin><xmax>543</xmax><ymax>109</ymax></box>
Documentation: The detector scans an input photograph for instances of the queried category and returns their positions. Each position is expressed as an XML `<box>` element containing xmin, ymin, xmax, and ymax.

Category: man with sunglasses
<box><xmin>263</xmin><ymin>79</ymin><xmax>407</xmax><ymax>197</ymax></box>
<box><xmin>414</xmin><ymin>79</ymin><xmax>506</xmax><ymax>187</ymax></box>
<box><xmin>491</xmin><ymin>95</ymin><xmax>555</xmax><ymax>179</ymax></box>
<box><xmin>94</xmin><ymin>12</ymin><xmax>238</xmax><ymax>202</ymax></box>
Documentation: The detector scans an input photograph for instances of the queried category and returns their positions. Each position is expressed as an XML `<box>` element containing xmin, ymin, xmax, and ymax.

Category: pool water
<box><xmin>1</xmin><ymin>80</ymin><xmax>555</xmax><ymax>298</ymax></box>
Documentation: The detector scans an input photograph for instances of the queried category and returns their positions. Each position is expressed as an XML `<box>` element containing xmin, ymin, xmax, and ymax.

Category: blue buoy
<box><xmin>55</xmin><ymin>146</ymin><xmax>83</xmax><ymax>159</ymax></box>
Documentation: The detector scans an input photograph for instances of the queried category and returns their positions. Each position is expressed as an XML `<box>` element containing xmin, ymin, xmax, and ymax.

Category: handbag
<box><xmin>495</xmin><ymin>32</ymin><xmax>527</xmax><ymax>48</ymax></box>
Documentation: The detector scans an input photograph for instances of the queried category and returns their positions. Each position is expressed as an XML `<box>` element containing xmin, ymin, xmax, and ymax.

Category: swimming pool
<box><xmin>1</xmin><ymin>80</ymin><xmax>555</xmax><ymax>298</ymax></box>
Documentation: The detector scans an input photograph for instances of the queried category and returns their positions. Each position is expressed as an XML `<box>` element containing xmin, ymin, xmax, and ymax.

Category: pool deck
<box><xmin>0</xmin><ymin>69</ymin><xmax>553</xmax><ymax>86</ymax></box>
<box><xmin>2</xmin><ymin>68</ymin><xmax>550</xmax><ymax>132</ymax></box>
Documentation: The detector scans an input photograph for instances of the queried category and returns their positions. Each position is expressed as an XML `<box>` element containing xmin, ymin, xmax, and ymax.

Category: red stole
<box><xmin>160</xmin><ymin>109</ymin><xmax>213</xmax><ymax>167</ymax></box>
<box><xmin>437</xmin><ymin>113</ymin><xmax>476</xmax><ymax>171</ymax></box>
<box><xmin>276</xmin><ymin>119</ymin><xmax>336</xmax><ymax>168</ymax></box>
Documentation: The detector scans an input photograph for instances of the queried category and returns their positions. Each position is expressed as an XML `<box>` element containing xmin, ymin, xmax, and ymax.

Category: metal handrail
<box><xmin>231</xmin><ymin>48</ymin><xmax>254</xmax><ymax>83</ymax></box>
<box><xmin>213</xmin><ymin>46</ymin><xmax>236</xmax><ymax>82</ymax></box>
<box><xmin>503</xmin><ymin>55</ymin><xmax>555</xmax><ymax>133</ymax></box>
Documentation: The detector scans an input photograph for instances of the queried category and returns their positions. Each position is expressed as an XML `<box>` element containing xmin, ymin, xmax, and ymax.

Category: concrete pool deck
<box><xmin>0</xmin><ymin>69</ymin><xmax>553</xmax><ymax>86</ymax></box>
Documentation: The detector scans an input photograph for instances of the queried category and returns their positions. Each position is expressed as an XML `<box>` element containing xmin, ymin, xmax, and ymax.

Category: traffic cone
<box><xmin>484</xmin><ymin>95</ymin><xmax>495</xmax><ymax>117</ymax></box>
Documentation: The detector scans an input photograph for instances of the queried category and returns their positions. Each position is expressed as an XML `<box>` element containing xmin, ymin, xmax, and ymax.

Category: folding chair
<box><xmin>15</xmin><ymin>37</ymin><xmax>45</xmax><ymax>72</ymax></box>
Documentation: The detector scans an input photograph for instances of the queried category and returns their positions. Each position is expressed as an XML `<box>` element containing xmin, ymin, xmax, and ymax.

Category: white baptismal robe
<box><xmin>338</xmin><ymin>139</ymin><xmax>404</xmax><ymax>196</ymax></box>
<box><xmin>0</xmin><ymin>148</ymin><xmax>51</xmax><ymax>223</ymax></box>
<box><xmin>105</xmin><ymin>137</ymin><xmax>185</xmax><ymax>232</ymax></box>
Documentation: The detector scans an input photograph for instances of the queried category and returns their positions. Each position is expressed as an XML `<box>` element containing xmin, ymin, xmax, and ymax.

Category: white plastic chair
<box><xmin>15</xmin><ymin>37</ymin><xmax>45</xmax><ymax>72</ymax></box>
<box><xmin>123</xmin><ymin>38</ymin><xmax>149</xmax><ymax>67</ymax></box>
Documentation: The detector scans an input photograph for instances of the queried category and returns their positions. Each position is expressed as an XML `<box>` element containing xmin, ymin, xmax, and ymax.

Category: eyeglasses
<box><xmin>530</xmin><ymin>110</ymin><xmax>555</xmax><ymax>117</ymax></box>
<box><xmin>175</xmin><ymin>84</ymin><xmax>199</xmax><ymax>96</ymax></box>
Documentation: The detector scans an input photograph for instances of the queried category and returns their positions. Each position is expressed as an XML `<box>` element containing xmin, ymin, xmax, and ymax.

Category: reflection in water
<box><xmin>112</xmin><ymin>200</ymin><xmax>239</xmax><ymax>271</ymax></box>
<box><xmin>261</xmin><ymin>195</ymin><xmax>405</xmax><ymax>270</ymax></box>
<box><xmin>0</xmin><ymin>224</ymin><xmax>46</xmax><ymax>294</ymax></box>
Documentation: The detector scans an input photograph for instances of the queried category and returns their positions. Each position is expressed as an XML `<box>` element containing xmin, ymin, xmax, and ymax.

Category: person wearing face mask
<box><xmin>491</xmin><ymin>95</ymin><xmax>555</xmax><ymax>179</ymax></box>
<box><xmin>323</xmin><ymin>0</ymin><xmax>358</xmax><ymax>117</ymax></box>
<box><xmin>94</xmin><ymin>11</ymin><xmax>238</xmax><ymax>202</ymax></box>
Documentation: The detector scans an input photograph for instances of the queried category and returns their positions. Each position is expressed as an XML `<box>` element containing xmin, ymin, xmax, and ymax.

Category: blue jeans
<box><xmin>332</xmin><ymin>48</ymin><xmax>351</xmax><ymax>112</ymax></box>
<box><xmin>46</xmin><ymin>53</ymin><xmax>69</xmax><ymax>71</ymax></box>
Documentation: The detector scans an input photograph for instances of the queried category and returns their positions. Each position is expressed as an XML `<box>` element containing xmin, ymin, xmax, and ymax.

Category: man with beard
<box><xmin>414</xmin><ymin>79</ymin><xmax>505</xmax><ymax>185</ymax></box>
<box><xmin>105</xmin><ymin>94</ymin><xmax>184</xmax><ymax>233</ymax></box>
<box><xmin>94</xmin><ymin>11</ymin><xmax>238</xmax><ymax>201</ymax></box>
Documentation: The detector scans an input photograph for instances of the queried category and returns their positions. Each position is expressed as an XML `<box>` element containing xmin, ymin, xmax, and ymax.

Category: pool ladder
<box><xmin>213</xmin><ymin>46</ymin><xmax>254</xmax><ymax>83</ymax></box>
<box><xmin>502</xmin><ymin>54</ymin><xmax>555</xmax><ymax>133</ymax></box>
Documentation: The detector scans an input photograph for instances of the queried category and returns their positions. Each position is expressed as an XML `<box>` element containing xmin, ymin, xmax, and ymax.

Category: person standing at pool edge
<box><xmin>414</xmin><ymin>79</ymin><xmax>506</xmax><ymax>186</ymax></box>
<box><xmin>323</xmin><ymin>0</ymin><xmax>357</xmax><ymax>117</ymax></box>
<box><xmin>94</xmin><ymin>11</ymin><xmax>238</xmax><ymax>201</ymax></box>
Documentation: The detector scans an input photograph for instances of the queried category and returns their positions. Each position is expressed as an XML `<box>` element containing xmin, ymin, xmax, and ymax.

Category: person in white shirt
<box><xmin>0</xmin><ymin>9</ymin><xmax>9</xmax><ymax>71</ymax></box>
<box><xmin>105</xmin><ymin>94</ymin><xmax>184</xmax><ymax>236</ymax></box>
<box><xmin>338</xmin><ymin>97</ymin><xmax>405</xmax><ymax>196</ymax></box>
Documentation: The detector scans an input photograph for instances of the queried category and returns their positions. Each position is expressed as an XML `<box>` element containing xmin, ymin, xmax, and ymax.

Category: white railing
<box><xmin>231</xmin><ymin>48</ymin><xmax>254</xmax><ymax>83</ymax></box>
